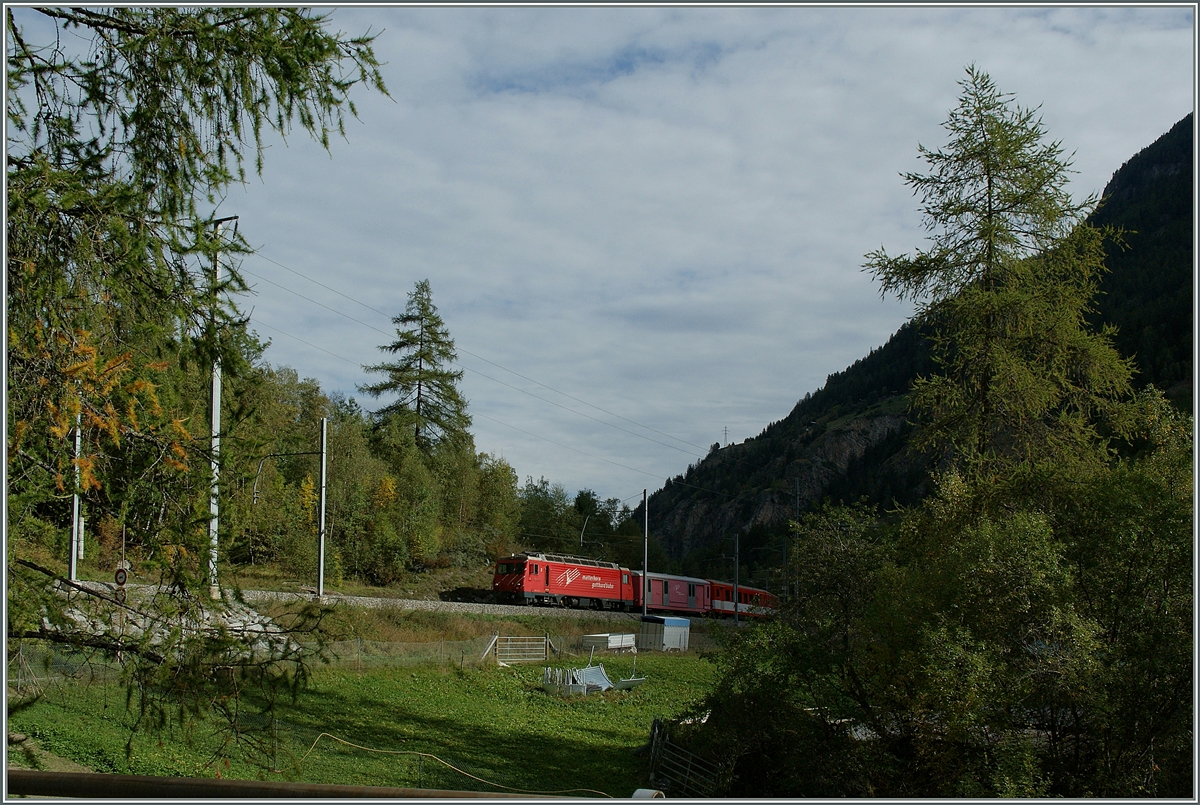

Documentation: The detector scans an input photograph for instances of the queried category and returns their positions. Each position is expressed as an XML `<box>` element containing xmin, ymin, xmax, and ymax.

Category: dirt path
<box><xmin>7</xmin><ymin>733</ymin><xmax>92</xmax><ymax>774</ymax></box>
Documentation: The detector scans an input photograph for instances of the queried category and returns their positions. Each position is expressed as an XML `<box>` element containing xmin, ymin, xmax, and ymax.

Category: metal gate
<box><xmin>491</xmin><ymin>635</ymin><xmax>548</xmax><ymax>664</ymax></box>
<box><xmin>646</xmin><ymin>718</ymin><xmax>727</xmax><ymax>798</ymax></box>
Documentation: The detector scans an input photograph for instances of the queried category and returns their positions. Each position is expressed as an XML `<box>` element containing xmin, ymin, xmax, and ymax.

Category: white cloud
<box><xmin>222</xmin><ymin>5</ymin><xmax>1194</xmax><ymax>497</ymax></box>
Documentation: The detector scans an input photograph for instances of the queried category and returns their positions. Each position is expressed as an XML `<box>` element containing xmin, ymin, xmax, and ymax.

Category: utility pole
<box><xmin>69</xmin><ymin>411</ymin><xmax>81</xmax><ymax>581</ymax></box>
<box><xmin>733</xmin><ymin>530</ymin><xmax>740</xmax><ymax>626</ymax></box>
<box><xmin>207</xmin><ymin>215</ymin><xmax>238</xmax><ymax>600</ymax></box>
<box><xmin>642</xmin><ymin>489</ymin><xmax>648</xmax><ymax>618</ymax></box>
<box><xmin>317</xmin><ymin>416</ymin><xmax>328</xmax><ymax>598</ymax></box>
<box><xmin>723</xmin><ymin>425</ymin><xmax>728</xmax><ymax>447</ymax></box>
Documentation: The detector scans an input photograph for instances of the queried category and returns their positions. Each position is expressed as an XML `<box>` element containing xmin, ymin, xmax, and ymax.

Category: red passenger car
<box><xmin>708</xmin><ymin>580</ymin><xmax>778</xmax><ymax>619</ymax></box>
<box><xmin>629</xmin><ymin>571</ymin><xmax>710</xmax><ymax>616</ymax></box>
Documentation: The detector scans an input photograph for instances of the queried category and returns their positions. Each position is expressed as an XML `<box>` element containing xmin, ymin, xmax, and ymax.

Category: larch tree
<box><xmin>359</xmin><ymin>279</ymin><xmax>471</xmax><ymax>452</ymax></box>
<box><xmin>682</xmin><ymin>67</ymin><xmax>1190</xmax><ymax>798</ymax></box>
<box><xmin>864</xmin><ymin>65</ymin><xmax>1133</xmax><ymax>476</ymax></box>
<box><xmin>6</xmin><ymin>7</ymin><xmax>387</xmax><ymax>768</ymax></box>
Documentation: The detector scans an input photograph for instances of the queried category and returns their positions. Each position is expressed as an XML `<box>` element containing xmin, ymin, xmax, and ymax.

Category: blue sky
<box><xmin>30</xmin><ymin>5</ymin><xmax>1190</xmax><ymax>502</ymax></box>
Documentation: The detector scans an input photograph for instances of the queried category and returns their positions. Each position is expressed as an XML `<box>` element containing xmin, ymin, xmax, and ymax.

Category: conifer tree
<box><xmin>360</xmin><ymin>279</ymin><xmax>471</xmax><ymax>451</ymax></box>
<box><xmin>864</xmin><ymin>65</ymin><xmax>1133</xmax><ymax>474</ymax></box>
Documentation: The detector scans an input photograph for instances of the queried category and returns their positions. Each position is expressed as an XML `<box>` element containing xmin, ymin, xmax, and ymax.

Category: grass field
<box><xmin>7</xmin><ymin>649</ymin><xmax>720</xmax><ymax>797</ymax></box>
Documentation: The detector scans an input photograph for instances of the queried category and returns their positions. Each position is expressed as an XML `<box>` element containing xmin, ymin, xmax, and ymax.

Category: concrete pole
<box><xmin>734</xmin><ymin>530</ymin><xmax>740</xmax><ymax>625</ymax></box>
<box><xmin>69</xmin><ymin>411</ymin><xmax>81</xmax><ymax>581</ymax></box>
<box><xmin>207</xmin><ymin>256</ymin><xmax>222</xmax><ymax>600</ymax></box>
<box><xmin>642</xmin><ymin>489</ymin><xmax>648</xmax><ymax>618</ymax></box>
<box><xmin>207</xmin><ymin>215</ymin><xmax>237</xmax><ymax>601</ymax></box>
<box><xmin>317</xmin><ymin>417</ymin><xmax>327</xmax><ymax>597</ymax></box>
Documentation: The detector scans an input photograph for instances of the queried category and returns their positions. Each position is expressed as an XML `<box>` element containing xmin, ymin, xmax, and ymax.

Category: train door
<box><xmin>687</xmin><ymin>583</ymin><xmax>696</xmax><ymax>610</ymax></box>
<box><xmin>528</xmin><ymin>561</ymin><xmax>548</xmax><ymax>594</ymax></box>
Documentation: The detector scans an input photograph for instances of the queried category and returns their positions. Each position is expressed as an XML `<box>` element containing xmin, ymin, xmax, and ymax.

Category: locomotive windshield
<box><xmin>496</xmin><ymin>562</ymin><xmax>517</xmax><ymax>575</ymax></box>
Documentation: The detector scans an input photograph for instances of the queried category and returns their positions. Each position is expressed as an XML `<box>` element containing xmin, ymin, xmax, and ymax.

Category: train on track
<box><xmin>492</xmin><ymin>551</ymin><xmax>777</xmax><ymax>619</ymax></box>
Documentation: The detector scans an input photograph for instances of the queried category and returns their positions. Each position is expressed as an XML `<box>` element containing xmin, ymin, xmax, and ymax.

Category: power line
<box><xmin>249</xmin><ymin>314</ymin><xmax>678</xmax><ymax>493</ymax></box>
<box><xmin>252</xmin><ymin>320</ymin><xmax>361</xmax><ymax>366</ymax></box>
<box><xmin>241</xmin><ymin>265</ymin><xmax>715</xmax><ymax>464</ymax></box>
<box><xmin>473</xmin><ymin>412</ymin><xmax>664</xmax><ymax>482</ymax></box>
<box><xmin>240</xmin><ymin>255</ymin><xmax>767</xmax><ymax>490</ymax></box>
<box><xmin>243</xmin><ymin>256</ymin><xmax>712</xmax><ymax>454</ymax></box>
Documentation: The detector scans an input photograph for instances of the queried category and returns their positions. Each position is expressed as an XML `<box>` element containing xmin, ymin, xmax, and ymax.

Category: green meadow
<box><xmin>8</xmin><ymin>650</ymin><xmax>720</xmax><ymax>797</ymax></box>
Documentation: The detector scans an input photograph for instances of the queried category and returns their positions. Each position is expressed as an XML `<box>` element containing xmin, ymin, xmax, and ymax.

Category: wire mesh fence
<box><xmin>7</xmin><ymin>628</ymin><xmax>723</xmax><ymax>698</ymax></box>
<box><xmin>8</xmin><ymin>629</ymin><xmax>722</xmax><ymax>687</ymax></box>
<box><xmin>312</xmin><ymin>637</ymin><xmax>496</xmax><ymax>670</ymax></box>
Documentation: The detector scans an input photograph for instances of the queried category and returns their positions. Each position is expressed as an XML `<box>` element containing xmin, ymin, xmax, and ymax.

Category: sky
<box><xmin>204</xmin><ymin>5</ymin><xmax>1193</xmax><ymax>503</ymax></box>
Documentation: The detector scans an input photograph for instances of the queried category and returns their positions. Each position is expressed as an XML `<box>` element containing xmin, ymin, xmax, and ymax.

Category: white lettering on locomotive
<box><xmin>556</xmin><ymin>567</ymin><xmax>581</xmax><ymax>586</ymax></box>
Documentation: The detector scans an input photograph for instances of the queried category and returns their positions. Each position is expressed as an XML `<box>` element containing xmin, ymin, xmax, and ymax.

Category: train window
<box><xmin>622</xmin><ymin>573</ymin><xmax>629</xmax><ymax>584</ymax></box>
<box><xmin>497</xmin><ymin>563</ymin><xmax>511</xmax><ymax>575</ymax></box>
<box><xmin>531</xmin><ymin>564</ymin><xmax>539</xmax><ymax>575</ymax></box>
<box><xmin>688</xmin><ymin>583</ymin><xmax>695</xmax><ymax>596</ymax></box>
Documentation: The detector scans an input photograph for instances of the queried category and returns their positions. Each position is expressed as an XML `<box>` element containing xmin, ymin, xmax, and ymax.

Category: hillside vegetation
<box><xmin>668</xmin><ymin>70</ymin><xmax>1192</xmax><ymax>798</ymax></box>
<box><xmin>647</xmin><ymin>112</ymin><xmax>1193</xmax><ymax>568</ymax></box>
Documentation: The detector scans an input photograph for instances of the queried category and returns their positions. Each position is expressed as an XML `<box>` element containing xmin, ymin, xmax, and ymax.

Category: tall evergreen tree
<box><xmin>864</xmin><ymin>65</ymin><xmax>1133</xmax><ymax>474</ymax></box>
<box><xmin>360</xmin><ymin>279</ymin><xmax>471</xmax><ymax>451</ymax></box>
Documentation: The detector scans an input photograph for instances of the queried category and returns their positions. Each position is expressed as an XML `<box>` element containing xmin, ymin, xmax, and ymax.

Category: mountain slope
<box><xmin>1090</xmin><ymin>113</ymin><xmax>1193</xmax><ymax>408</ymax></box>
<box><xmin>646</xmin><ymin>114</ymin><xmax>1194</xmax><ymax>568</ymax></box>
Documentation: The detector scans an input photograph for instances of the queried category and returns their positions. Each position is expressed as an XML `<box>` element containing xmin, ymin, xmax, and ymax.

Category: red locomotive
<box><xmin>493</xmin><ymin>552</ymin><xmax>777</xmax><ymax>619</ymax></box>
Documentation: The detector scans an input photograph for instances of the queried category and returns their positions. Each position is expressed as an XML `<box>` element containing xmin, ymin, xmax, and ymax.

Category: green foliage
<box><xmin>682</xmin><ymin>70</ymin><xmax>1193</xmax><ymax>798</ymax></box>
<box><xmin>646</xmin><ymin>114</ymin><xmax>1188</xmax><ymax>562</ymax></box>
<box><xmin>6</xmin><ymin>6</ymin><xmax>386</xmax><ymax>769</ymax></box>
<box><xmin>512</xmin><ymin>479</ymin><xmax>655</xmax><ymax>569</ymax></box>
<box><xmin>865</xmin><ymin>65</ymin><xmax>1133</xmax><ymax>473</ymax></box>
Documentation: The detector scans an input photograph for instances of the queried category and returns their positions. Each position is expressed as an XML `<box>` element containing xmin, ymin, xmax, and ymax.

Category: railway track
<box><xmin>239</xmin><ymin>589</ymin><xmax>648</xmax><ymax>621</ymax></box>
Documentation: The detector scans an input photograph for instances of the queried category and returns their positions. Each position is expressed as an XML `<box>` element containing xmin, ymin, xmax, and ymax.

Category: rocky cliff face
<box><xmin>650</xmin><ymin>409</ymin><xmax>913</xmax><ymax>560</ymax></box>
<box><xmin>645</xmin><ymin>114</ymin><xmax>1191</xmax><ymax>567</ymax></box>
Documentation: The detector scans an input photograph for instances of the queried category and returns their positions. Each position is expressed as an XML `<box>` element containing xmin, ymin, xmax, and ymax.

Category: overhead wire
<box><xmin>246</xmin><ymin>317</ymin><xmax>680</xmax><ymax>490</ymax></box>
<box><xmin>241</xmin><ymin>256</ymin><xmax>769</xmax><ymax>478</ymax></box>
<box><xmin>243</xmin><ymin>266</ymin><xmax>709</xmax><ymax>460</ymax></box>
<box><xmin>251</xmin><ymin>311</ymin><xmax>750</xmax><ymax>502</ymax></box>
<box><xmin>245</xmin><ymin>255</ymin><xmax>714</xmax><ymax>454</ymax></box>
<box><xmin>241</xmin><ymin>254</ymin><xmax>780</xmax><ymax>505</ymax></box>
<box><xmin>248</xmin><ymin>253</ymin><xmax>705</xmax><ymax>453</ymax></box>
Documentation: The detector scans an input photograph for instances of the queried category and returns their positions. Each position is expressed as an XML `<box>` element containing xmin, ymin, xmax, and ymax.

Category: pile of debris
<box><xmin>541</xmin><ymin>652</ymin><xmax>646</xmax><ymax>695</ymax></box>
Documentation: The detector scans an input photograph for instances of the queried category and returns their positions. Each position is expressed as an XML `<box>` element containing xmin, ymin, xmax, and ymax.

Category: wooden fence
<box><xmin>646</xmin><ymin>718</ymin><xmax>728</xmax><ymax>798</ymax></box>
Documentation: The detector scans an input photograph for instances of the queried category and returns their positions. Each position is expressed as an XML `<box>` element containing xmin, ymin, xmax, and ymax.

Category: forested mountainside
<box><xmin>650</xmin><ymin>114</ymin><xmax>1194</xmax><ymax>570</ymax></box>
<box><xmin>1091</xmin><ymin>113</ymin><xmax>1193</xmax><ymax>408</ymax></box>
